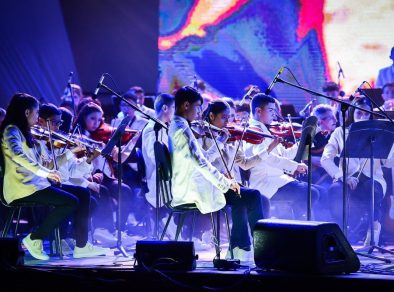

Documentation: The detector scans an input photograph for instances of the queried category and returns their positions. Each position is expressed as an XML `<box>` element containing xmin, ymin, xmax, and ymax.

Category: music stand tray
<box><xmin>342</xmin><ymin>120</ymin><xmax>394</xmax><ymax>263</ymax></box>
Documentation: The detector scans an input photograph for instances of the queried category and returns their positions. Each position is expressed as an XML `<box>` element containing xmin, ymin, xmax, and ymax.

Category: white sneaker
<box><xmin>226</xmin><ymin>246</ymin><xmax>253</xmax><ymax>262</ymax></box>
<box><xmin>363</xmin><ymin>221</ymin><xmax>381</xmax><ymax>247</ymax></box>
<box><xmin>73</xmin><ymin>242</ymin><xmax>110</xmax><ymax>258</ymax></box>
<box><xmin>22</xmin><ymin>233</ymin><xmax>49</xmax><ymax>260</ymax></box>
<box><xmin>93</xmin><ymin>228</ymin><xmax>117</xmax><ymax>247</ymax></box>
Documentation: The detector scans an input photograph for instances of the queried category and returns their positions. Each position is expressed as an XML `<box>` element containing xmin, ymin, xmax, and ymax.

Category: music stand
<box><xmin>101</xmin><ymin>115</ymin><xmax>132</xmax><ymax>258</ymax></box>
<box><xmin>342</xmin><ymin>120</ymin><xmax>394</xmax><ymax>263</ymax></box>
<box><xmin>294</xmin><ymin>116</ymin><xmax>318</xmax><ymax>220</ymax></box>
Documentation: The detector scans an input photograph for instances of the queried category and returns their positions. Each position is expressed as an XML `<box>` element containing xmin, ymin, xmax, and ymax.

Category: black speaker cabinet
<box><xmin>0</xmin><ymin>238</ymin><xmax>24</xmax><ymax>267</ymax></box>
<box><xmin>135</xmin><ymin>240</ymin><xmax>197</xmax><ymax>271</ymax></box>
<box><xmin>253</xmin><ymin>219</ymin><xmax>360</xmax><ymax>274</ymax></box>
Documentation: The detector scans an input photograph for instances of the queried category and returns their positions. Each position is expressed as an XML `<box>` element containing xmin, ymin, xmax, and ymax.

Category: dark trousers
<box><xmin>91</xmin><ymin>175</ymin><xmax>133</xmax><ymax>232</ymax></box>
<box><xmin>272</xmin><ymin>180</ymin><xmax>321</xmax><ymax>220</ymax></box>
<box><xmin>12</xmin><ymin>185</ymin><xmax>91</xmax><ymax>247</ymax></box>
<box><xmin>224</xmin><ymin>187</ymin><xmax>265</xmax><ymax>250</ymax></box>
<box><xmin>328</xmin><ymin>174</ymin><xmax>384</xmax><ymax>226</ymax></box>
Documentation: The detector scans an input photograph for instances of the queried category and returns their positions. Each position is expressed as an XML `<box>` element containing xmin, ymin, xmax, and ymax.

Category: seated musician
<box><xmin>382</xmin><ymin>82</ymin><xmax>394</xmax><ymax>111</ymax></box>
<box><xmin>0</xmin><ymin>93</ymin><xmax>108</xmax><ymax>260</ymax></box>
<box><xmin>244</xmin><ymin>93</ymin><xmax>323</xmax><ymax>220</ymax></box>
<box><xmin>73</xmin><ymin>102</ymin><xmax>138</xmax><ymax>247</ymax></box>
<box><xmin>169</xmin><ymin>86</ymin><xmax>262</xmax><ymax>261</ymax></box>
<box><xmin>321</xmin><ymin>96</ymin><xmax>394</xmax><ymax>246</ymax></box>
<box><xmin>199</xmin><ymin>99</ymin><xmax>279</xmax><ymax>260</ymax></box>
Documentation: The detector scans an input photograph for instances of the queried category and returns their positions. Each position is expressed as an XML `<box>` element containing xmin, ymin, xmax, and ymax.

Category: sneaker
<box><xmin>51</xmin><ymin>239</ymin><xmax>74</xmax><ymax>256</ymax></box>
<box><xmin>22</xmin><ymin>233</ymin><xmax>49</xmax><ymax>260</ymax></box>
<box><xmin>93</xmin><ymin>228</ymin><xmax>117</xmax><ymax>248</ymax></box>
<box><xmin>226</xmin><ymin>246</ymin><xmax>253</xmax><ymax>262</ymax></box>
<box><xmin>362</xmin><ymin>221</ymin><xmax>381</xmax><ymax>247</ymax></box>
<box><xmin>73</xmin><ymin>242</ymin><xmax>110</xmax><ymax>258</ymax></box>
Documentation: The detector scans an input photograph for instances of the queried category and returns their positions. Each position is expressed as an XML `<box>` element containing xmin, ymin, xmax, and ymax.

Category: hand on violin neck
<box><xmin>267</xmin><ymin>136</ymin><xmax>282</xmax><ymax>153</ymax></box>
<box><xmin>86</xmin><ymin>148</ymin><xmax>101</xmax><ymax>164</ymax></box>
<box><xmin>217</xmin><ymin>128</ymin><xmax>230</xmax><ymax>144</ymax></box>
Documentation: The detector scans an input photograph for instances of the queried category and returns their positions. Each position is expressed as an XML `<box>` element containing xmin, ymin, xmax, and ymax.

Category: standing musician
<box><xmin>169</xmin><ymin>86</ymin><xmax>260</xmax><ymax>261</ymax></box>
<box><xmin>199</xmin><ymin>99</ymin><xmax>280</xmax><ymax>260</ymax></box>
<box><xmin>0</xmin><ymin>93</ymin><xmax>108</xmax><ymax>260</ymax></box>
<box><xmin>321</xmin><ymin>96</ymin><xmax>394</xmax><ymax>246</ymax></box>
<box><xmin>244</xmin><ymin>93</ymin><xmax>323</xmax><ymax>220</ymax></box>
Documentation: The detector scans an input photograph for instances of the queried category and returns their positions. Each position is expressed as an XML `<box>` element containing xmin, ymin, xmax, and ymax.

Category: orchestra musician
<box><xmin>73</xmin><ymin>102</ymin><xmax>138</xmax><ymax>247</ymax></box>
<box><xmin>0</xmin><ymin>93</ymin><xmax>108</xmax><ymax>260</ymax></box>
<box><xmin>244</xmin><ymin>93</ymin><xmax>325</xmax><ymax>220</ymax></box>
<box><xmin>321</xmin><ymin>96</ymin><xmax>394</xmax><ymax>246</ymax></box>
<box><xmin>199</xmin><ymin>99</ymin><xmax>280</xmax><ymax>260</ymax></box>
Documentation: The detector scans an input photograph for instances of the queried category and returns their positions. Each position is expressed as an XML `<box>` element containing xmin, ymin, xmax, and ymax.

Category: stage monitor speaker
<box><xmin>135</xmin><ymin>240</ymin><xmax>197</xmax><ymax>271</ymax></box>
<box><xmin>253</xmin><ymin>219</ymin><xmax>360</xmax><ymax>274</ymax></box>
<box><xmin>0</xmin><ymin>238</ymin><xmax>24</xmax><ymax>268</ymax></box>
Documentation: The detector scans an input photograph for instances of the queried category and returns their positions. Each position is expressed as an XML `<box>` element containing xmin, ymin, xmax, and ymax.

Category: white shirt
<box><xmin>142</xmin><ymin>120</ymin><xmax>168</xmax><ymax>208</ymax></box>
<box><xmin>321</xmin><ymin>126</ymin><xmax>394</xmax><ymax>194</ymax></box>
<box><xmin>169</xmin><ymin>115</ymin><xmax>232</xmax><ymax>214</ymax></box>
<box><xmin>244</xmin><ymin>119</ymin><xmax>299</xmax><ymax>199</ymax></box>
<box><xmin>376</xmin><ymin>65</ymin><xmax>394</xmax><ymax>88</ymax></box>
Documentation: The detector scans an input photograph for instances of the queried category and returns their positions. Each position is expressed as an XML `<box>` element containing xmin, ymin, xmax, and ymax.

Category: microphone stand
<box><xmin>275</xmin><ymin>77</ymin><xmax>385</xmax><ymax>237</ymax></box>
<box><xmin>98</xmin><ymin>82</ymin><xmax>168</xmax><ymax>241</ymax></box>
<box><xmin>66</xmin><ymin>72</ymin><xmax>76</xmax><ymax>117</ymax></box>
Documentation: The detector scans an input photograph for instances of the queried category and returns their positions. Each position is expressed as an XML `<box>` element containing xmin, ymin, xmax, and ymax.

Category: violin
<box><xmin>268</xmin><ymin>121</ymin><xmax>302</xmax><ymax>147</ymax></box>
<box><xmin>90</xmin><ymin>122</ymin><xmax>139</xmax><ymax>144</ymax></box>
<box><xmin>190</xmin><ymin>121</ymin><xmax>275</xmax><ymax>144</ymax></box>
<box><xmin>31</xmin><ymin>126</ymin><xmax>68</xmax><ymax>149</ymax></box>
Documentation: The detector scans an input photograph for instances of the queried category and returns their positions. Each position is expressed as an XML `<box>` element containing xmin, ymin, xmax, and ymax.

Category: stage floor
<box><xmin>10</xmin><ymin>242</ymin><xmax>394</xmax><ymax>291</ymax></box>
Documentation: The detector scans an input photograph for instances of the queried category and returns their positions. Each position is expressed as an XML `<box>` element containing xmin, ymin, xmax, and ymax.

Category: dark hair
<box><xmin>250</xmin><ymin>93</ymin><xmax>276</xmax><ymax>115</ymax></box>
<box><xmin>59</xmin><ymin>107</ymin><xmax>73</xmax><ymax>133</ymax></box>
<box><xmin>0</xmin><ymin>93</ymin><xmax>39</xmax><ymax>148</ymax></box>
<box><xmin>322</xmin><ymin>81</ymin><xmax>339</xmax><ymax>92</ymax></box>
<box><xmin>312</xmin><ymin>104</ymin><xmax>334</xmax><ymax>119</ymax></box>
<box><xmin>382</xmin><ymin>82</ymin><xmax>394</xmax><ymax>92</ymax></box>
<box><xmin>76</xmin><ymin>97</ymin><xmax>101</xmax><ymax>115</ymax></box>
<box><xmin>73</xmin><ymin>102</ymin><xmax>103</xmax><ymax>132</ymax></box>
<box><xmin>344</xmin><ymin>96</ymin><xmax>372</xmax><ymax>127</ymax></box>
<box><xmin>174</xmin><ymin>86</ymin><xmax>203</xmax><ymax>109</ymax></box>
<box><xmin>39</xmin><ymin>103</ymin><xmax>62</xmax><ymax>120</ymax></box>
<box><xmin>202</xmin><ymin>100</ymin><xmax>230</xmax><ymax>122</ymax></box>
<box><xmin>154</xmin><ymin>93</ymin><xmax>174</xmax><ymax>114</ymax></box>
<box><xmin>130</xmin><ymin>86</ymin><xmax>144</xmax><ymax>94</ymax></box>
<box><xmin>122</xmin><ymin>90</ymin><xmax>138</xmax><ymax>103</ymax></box>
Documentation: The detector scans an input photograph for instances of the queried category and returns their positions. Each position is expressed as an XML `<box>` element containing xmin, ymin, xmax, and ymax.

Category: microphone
<box><xmin>337</xmin><ymin>61</ymin><xmax>345</xmax><ymax>78</ymax></box>
<box><xmin>265</xmin><ymin>67</ymin><xmax>284</xmax><ymax>95</ymax></box>
<box><xmin>93</xmin><ymin>74</ymin><xmax>105</xmax><ymax>99</ymax></box>
<box><xmin>349</xmin><ymin>81</ymin><xmax>366</xmax><ymax>99</ymax></box>
<box><xmin>239</xmin><ymin>86</ymin><xmax>256</xmax><ymax>106</ymax></box>
<box><xmin>294</xmin><ymin>115</ymin><xmax>318</xmax><ymax>162</ymax></box>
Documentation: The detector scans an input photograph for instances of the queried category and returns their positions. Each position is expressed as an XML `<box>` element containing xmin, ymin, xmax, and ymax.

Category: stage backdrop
<box><xmin>158</xmin><ymin>0</ymin><xmax>394</xmax><ymax>110</ymax></box>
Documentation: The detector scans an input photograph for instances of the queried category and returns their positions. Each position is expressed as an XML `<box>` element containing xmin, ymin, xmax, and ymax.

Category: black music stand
<box><xmin>101</xmin><ymin>115</ymin><xmax>132</xmax><ymax>258</ymax></box>
<box><xmin>294</xmin><ymin>116</ymin><xmax>318</xmax><ymax>221</ymax></box>
<box><xmin>342</xmin><ymin>120</ymin><xmax>394</xmax><ymax>263</ymax></box>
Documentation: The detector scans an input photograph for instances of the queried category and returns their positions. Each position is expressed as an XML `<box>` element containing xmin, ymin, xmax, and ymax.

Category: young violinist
<box><xmin>0</xmin><ymin>93</ymin><xmax>108</xmax><ymax>260</ymax></box>
<box><xmin>321</xmin><ymin>96</ymin><xmax>394</xmax><ymax>246</ymax></box>
<box><xmin>244</xmin><ymin>93</ymin><xmax>323</xmax><ymax>220</ymax></box>
<box><xmin>169</xmin><ymin>86</ymin><xmax>260</xmax><ymax>261</ymax></box>
<box><xmin>74</xmin><ymin>102</ymin><xmax>138</xmax><ymax>247</ymax></box>
<box><xmin>200</xmin><ymin>99</ymin><xmax>280</xmax><ymax>260</ymax></box>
